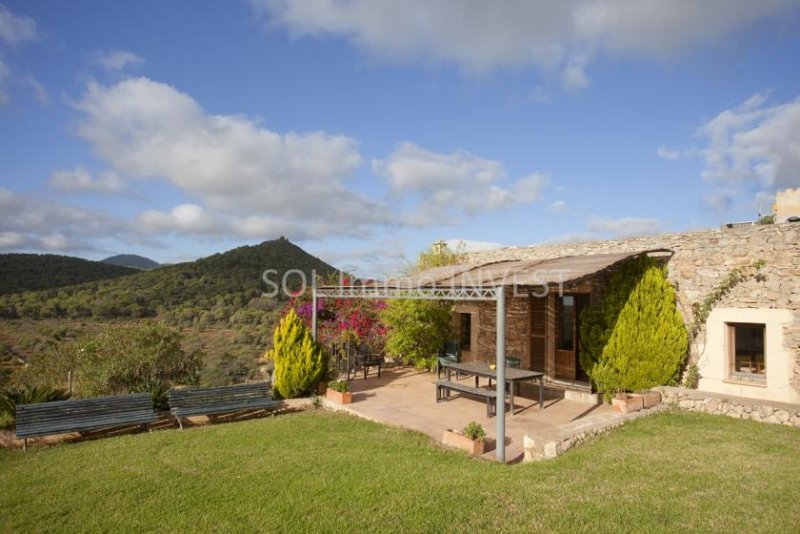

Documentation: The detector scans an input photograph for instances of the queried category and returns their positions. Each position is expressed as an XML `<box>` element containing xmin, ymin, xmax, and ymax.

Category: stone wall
<box><xmin>465</xmin><ymin>223</ymin><xmax>800</xmax><ymax>398</ymax></box>
<box><xmin>657</xmin><ymin>386</ymin><xmax>800</xmax><ymax>427</ymax></box>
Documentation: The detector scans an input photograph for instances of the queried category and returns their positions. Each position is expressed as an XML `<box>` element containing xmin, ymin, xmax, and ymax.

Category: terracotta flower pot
<box><xmin>326</xmin><ymin>388</ymin><xmax>352</xmax><ymax>405</ymax></box>
<box><xmin>442</xmin><ymin>429</ymin><xmax>485</xmax><ymax>455</ymax></box>
<box><xmin>612</xmin><ymin>394</ymin><xmax>644</xmax><ymax>413</ymax></box>
<box><xmin>641</xmin><ymin>390</ymin><xmax>662</xmax><ymax>409</ymax></box>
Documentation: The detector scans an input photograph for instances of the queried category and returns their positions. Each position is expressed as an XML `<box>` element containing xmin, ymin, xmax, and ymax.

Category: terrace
<box><xmin>325</xmin><ymin>366</ymin><xmax>616</xmax><ymax>462</ymax></box>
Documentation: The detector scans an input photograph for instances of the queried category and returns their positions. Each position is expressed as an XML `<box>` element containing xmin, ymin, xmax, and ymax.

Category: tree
<box><xmin>268</xmin><ymin>309</ymin><xmax>328</xmax><ymax>399</ymax></box>
<box><xmin>381</xmin><ymin>241</ymin><xmax>461</xmax><ymax>369</ymax></box>
<box><xmin>588</xmin><ymin>261</ymin><xmax>688</xmax><ymax>398</ymax></box>
<box><xmin>579</xmin><ymin>256</ymin><xmax>653</xmax><ymax>374</ymax></box>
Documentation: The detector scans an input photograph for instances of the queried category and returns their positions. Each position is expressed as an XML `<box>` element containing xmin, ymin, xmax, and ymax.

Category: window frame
<box><xmin>459</xmin><ymin>312</ymin><xmax>472</xmax><ymax>350</ymax></box>
<box><xmin>726</xmin><ymin>322</ymin><xmax>766</xmax><ymax>383</ymax></box>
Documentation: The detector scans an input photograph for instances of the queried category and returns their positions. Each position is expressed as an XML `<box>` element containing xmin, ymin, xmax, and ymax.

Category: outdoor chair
<box><xmin>356</xmin><ymin>343</ymin><xmax>383</xmax><ymax>379</ymax></box>
<box><xmin>436</xmin><ymin>340</ymin><xmax>460</xmax><ymax>379</ymax></box>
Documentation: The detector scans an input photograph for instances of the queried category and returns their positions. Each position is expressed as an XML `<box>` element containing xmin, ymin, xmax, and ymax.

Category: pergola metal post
<box><xmin>495</xmin><ymin>286</ymin><xmax>506</xmax><ymax>463</ymax></box>
<box><xmin>311</xmin><ymin>285</ymin><xmax>318</xmax><ymax>341</ymax></box>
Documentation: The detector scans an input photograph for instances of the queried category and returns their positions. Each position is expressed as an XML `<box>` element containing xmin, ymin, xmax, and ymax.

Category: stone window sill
<box><xmin>723</xmin><ymin>378</ymin><xmax>768</xmax><ymax>388</ymax></box>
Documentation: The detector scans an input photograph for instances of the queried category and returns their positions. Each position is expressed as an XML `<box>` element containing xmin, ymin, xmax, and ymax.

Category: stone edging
<box><xmin>655</xmin><ymin>386</ymin><xmax>800</xmax><ymax>426</ymax></box>
<box><xmin>522</xmin><ymin>404</ymin><xmax>668</xmax><ymax>462</ymax></box>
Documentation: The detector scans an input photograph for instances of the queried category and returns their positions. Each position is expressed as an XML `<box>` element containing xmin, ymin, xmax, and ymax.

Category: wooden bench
<box><xmin>168</xmin><ymin>382</ymin><xmax>278</xmax><ymax>429</ymax></box>
<box><xmin>15</xmin><ymin>393</ymin><xmax>158</xmax><ymax>451</ymax></box>
<box><xmin>435</xmin><ymin>380</ymin><xmax>498</xmax><ymax>417</ymax></box>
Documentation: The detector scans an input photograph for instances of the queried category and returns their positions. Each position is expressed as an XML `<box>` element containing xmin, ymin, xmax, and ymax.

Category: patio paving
<box><xmin>329</xmin><ymin>366</ymin><xmax>614</xmax><ymax>462</ymax></box>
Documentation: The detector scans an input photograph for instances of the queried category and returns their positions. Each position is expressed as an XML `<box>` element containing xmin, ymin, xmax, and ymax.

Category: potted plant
<box><xmin>326</xmin><ymin>380</ymin><xmax>352</xmax><ymax>405</ymax></box>
<box><xmin>442</xmin><ymin>421</ymin><xmax>486</xmax><ymax>455</ymax></box>
<box><xmin>611</xmin><ymin>389</ymin><xmax>644</xmax><ymax>413</ymax></box>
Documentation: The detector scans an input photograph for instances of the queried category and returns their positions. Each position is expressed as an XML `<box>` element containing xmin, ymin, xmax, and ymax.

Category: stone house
<box><xmin>451</xmin><ymin>222</ymin><xmax>800</xmax><ymax>404</ymax></box>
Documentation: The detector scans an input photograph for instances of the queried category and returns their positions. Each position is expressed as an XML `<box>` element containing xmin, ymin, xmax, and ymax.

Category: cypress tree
<box><xmin>590</xmin><ymin>262</ymin><xmax>688</xmax><ymax>398</ymax></box>
<box><xmin>269</xmin><ymin>309</ymin><xmax>328</xmax><ymax>399</ymax></box>
<box><xmin>579</xmin><ymin>256</ymin><xmax>653</xmax><ymax>374</ymax></box>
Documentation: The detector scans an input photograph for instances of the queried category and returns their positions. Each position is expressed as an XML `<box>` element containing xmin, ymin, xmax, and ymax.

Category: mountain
<box><xmin>0</xmin><ymin>238</ymin><xmax>338</xmax><ymax>320</ymax></box>
<box><xmin>101</xmin><ymin>254</ymin><xmax>160</xmax><ymax>270</ymax></box>
<box><xmin>0</xmin><ymin>254</ymin><xmax>139</xmax><ymax>296</ymax></box>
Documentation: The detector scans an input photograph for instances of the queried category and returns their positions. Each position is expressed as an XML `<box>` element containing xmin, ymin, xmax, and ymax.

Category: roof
<box><xmin>322</xmin><ymin>249</ymin><xmax>672</xmax><ymax>292</ymax></box>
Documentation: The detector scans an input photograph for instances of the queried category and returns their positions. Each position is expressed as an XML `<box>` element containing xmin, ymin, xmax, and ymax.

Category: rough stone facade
<box><xmin>460</xmin><ymin>223</ymin><xmax>800</xmax><ymax>399</ymax></box>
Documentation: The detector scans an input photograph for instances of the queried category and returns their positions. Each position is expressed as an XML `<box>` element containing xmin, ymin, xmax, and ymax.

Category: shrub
<box><xmin>382</xmin><ymin>299</ymin><xmax>453</xmax><ymax>370</ymax></box>
<box><xmin>589</xmin><ymin>262</ymin><xmax>688</xmax><ymax>399</ymax></box>
<box><xmin>0</xmin><ymin>385</ymin><xmax>71</xmax><ymax>427</ymax></box>
<box><xmin>328</xmin><ymin>379</ymin><xmax>349</xmax><ymax>393</ymax></box>
<box><xmin>268</xmin><ymin>309</ymin><xmax>328</xmax><ymax>399</ymax></box>
<box><xmin>579</xmin><ymin>256</ymin><xmax>653</xmax><ymax>375</ymax></box>
<box><xmin>74</xmin><ymin>322</ymin><xmax>202</xmax><ymax>397</ymax></box>
<box><xmin>463</xmin><ymin>421</ymin><xmax>485</xmax><ymax>441</ymax></box>
<box><xmin>131</xmin><ymin>379</ymin><xmax>171</xmax><ymax>411</ymax></box>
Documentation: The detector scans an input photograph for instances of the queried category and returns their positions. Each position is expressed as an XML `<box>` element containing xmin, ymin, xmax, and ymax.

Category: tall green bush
<box><xmin>579</xmin><ymin>255</ymin><xmax>653</xmax><ymax>374</ymax></box>
<box><xmin>382</xmin><ymin>299</ymin><xmax>453</xmax><ymax>369</ymax></box>
<box><xmin>382</xmin><ymin>242</ymin><xmax>459</xmax><ymax>369</ymax></box>
<box><xmin>589</xmin><ymin>261</ymin><xmax>688</xmax><ymax>398</ymax></box>
<box><xmin>268</xmin><ymin>309</ymin><xmax>328</xmax><ymax>399</ymax></box>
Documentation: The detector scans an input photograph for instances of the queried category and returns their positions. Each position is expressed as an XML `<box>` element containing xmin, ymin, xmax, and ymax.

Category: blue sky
<box><xmin>1</xmin><ymin>1</ymin><xmax>799</xmax><ymax>276</ymax></box>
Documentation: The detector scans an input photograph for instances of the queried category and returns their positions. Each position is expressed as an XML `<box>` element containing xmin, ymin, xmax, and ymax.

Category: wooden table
<box><xmin>442</xmin><ymin>361</ymin><xmax>544</xmax><ymax>414</ymax></box>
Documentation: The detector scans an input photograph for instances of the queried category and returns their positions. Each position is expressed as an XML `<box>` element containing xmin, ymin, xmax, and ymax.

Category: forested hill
<box><xmin>101</xmin><ymin>254</ymin><xmax>160</xmax><ymax>270</ymax></box>
<box><xmin>0</xmin><ymin>254</ymin><xmax>139</xmax><ymax>295</ymax></box>
<box><xmin>0</xmin><ymin>238</ymin><xmax>338</xmax><ymax>320</ymax></box>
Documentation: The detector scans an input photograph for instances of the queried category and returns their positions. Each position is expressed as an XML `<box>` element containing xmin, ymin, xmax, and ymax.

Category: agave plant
<box><xmin>0</xmin><ymin>385</ymin><xmax>71</xmax><ymax>426</ymax></box>
<box><xmin>131</xmin><ymin>379</ymin><xmax>171</xmax><ymax>411</ymax></box>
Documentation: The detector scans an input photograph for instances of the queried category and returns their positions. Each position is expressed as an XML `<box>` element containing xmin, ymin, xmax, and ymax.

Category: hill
<box><xmin>0</xmin><ymin>254</ymin><xmax>139</xmax><ymax>296</ymax></box>
<box><xmin>0</xmin><ymin>238</ymin><xmax>337</xmax><ymax>321</ymax></box>
<box><xmin>101</xmin><ymin>254</ymin><xmax>160</xmax><ymax>270</ymax></box>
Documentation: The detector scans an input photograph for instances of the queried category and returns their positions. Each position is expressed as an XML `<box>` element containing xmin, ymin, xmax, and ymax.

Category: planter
<box><xmin>326</xmin><ymin>388</ymin><xmax>352</xmax><ymax>405</ymax></box>
<box><xmin>641</xmin><ymin>390</ymin><xmax>662</xmax><ymax>409</ymax></box>
<box><xmin>612</xmin><ymin>394</ymin><xmax>644</xmax><ymax>413</ymax></box>
<box><xmin>442</xmin><ymin>429</ymin><xmax>485</xmax><ymax>456</ymax></box>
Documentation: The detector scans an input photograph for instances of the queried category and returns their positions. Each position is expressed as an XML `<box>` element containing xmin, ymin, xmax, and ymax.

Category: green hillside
<box><xmin>0</xmin><ymin>238</ymin><xmax>337</xmax><ymax>321</ymax></box>
<box><xmin>0</xmin><ymin>254</ymin><xmax>138</xmax><ymax>296</ymax></box>
<box><xmin>101</xmin><ymin>254</ymin><xmax>160</xmax><ymax>270</ymax></box>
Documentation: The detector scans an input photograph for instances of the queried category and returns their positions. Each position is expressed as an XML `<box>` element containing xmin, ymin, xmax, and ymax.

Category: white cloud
<box><xmin>560</xmin><ymin>52</ymin><xmax>591</xmax><ymax>90</ymax></box>
<box><xmin>527</xmin><ymin>85</ymin><xmax>550</xmax><ymax>104</ymax></box>
<box><xmin>137</xmin><ymin>204</ymin><xmax>220</xmax><ymax>235</ymax></box>
<box><xmin>72</xmin><ymin>77</ymin><xmax>394</xmax><ymax>240</ymax></box>
<box><xmin>587</xmin><ymin>216</ymin><xmax>662</xmax><ymax>237</ymax></box>
<box><xmin>49</xmin><ymin>167</ymin><xmax>125</xmax><ymax>194</ymax></box>
<box><xmin>0</xmin><ymin>4</ymin><xmax>37</xmax><ymax>45</ymax></box>
<box><xmin>92</xmin><ymin>50</ymin><xmax>145</xmax><ymax>71</ymax></box>
<box><xmin>657</xmin><ymin>145</ymin><xmax>681</xmax><ymax>160</ymax></box>
<box><xmin>253</xmin><ymin>0</ymin><xmax>796</xmax><ymax>86</ymax></box>
<box><xmin>698</xmin><ymin>92</ymin><xmax>800</xmax><ymax>193</ymax></box>
<box><xmin>373</xmin><ymin>142</ymin><xmax>547</xmax><ymax>224</ymax></box>
<box><xmin>0</xmin><ymin>188</ymin><xmax>125</xmax><ymax>252</ymax></box>
<box><xmin>549</xmin><ymin>200</ymin><xmax>569</xmax><ymax>214</ymax></box>
<box><xmin>705</xmin><ymin>192</ymin><xmax>733</xmax><ymax>215</ymax></box>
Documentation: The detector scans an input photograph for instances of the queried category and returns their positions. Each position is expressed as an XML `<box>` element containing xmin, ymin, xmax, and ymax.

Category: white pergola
<box><xmin>311</xmin><ymin>283</ymin><xmax>511</xmax><ymax>462</ymax></box>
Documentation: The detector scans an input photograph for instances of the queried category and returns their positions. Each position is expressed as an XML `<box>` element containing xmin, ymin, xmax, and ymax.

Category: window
<box><xmin>459</xmin><ymin>313</ymin><xmax>472</xmax><ymax>350</ymax></box>
<box><xmin>558</xmin><ymin>296</ymin><xmax>575</xmax><ymax>351</ymax></box>
<box><xmin>728</xmin><ymin>323</ymin><xmax>766</xmax><ymax>381</ymax></box>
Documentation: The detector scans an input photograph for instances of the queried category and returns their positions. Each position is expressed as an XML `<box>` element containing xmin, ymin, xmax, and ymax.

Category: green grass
<box><xmin>1</xmin><ymin>410</ymin><xmax>798</xmax><ymax>533</ymax></box>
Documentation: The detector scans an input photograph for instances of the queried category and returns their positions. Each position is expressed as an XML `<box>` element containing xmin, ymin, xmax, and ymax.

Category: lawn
<box><xmin>1</xmin><ymin>410</ymin><xmax>798</xmax><ymax>533</ymax></box>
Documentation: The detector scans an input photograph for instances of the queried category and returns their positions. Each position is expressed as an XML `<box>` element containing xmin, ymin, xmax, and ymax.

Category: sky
<box><xmin>1</xmin><ymin>1</ymin><xmax>799</xmax><ymax>277</ymax></box>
